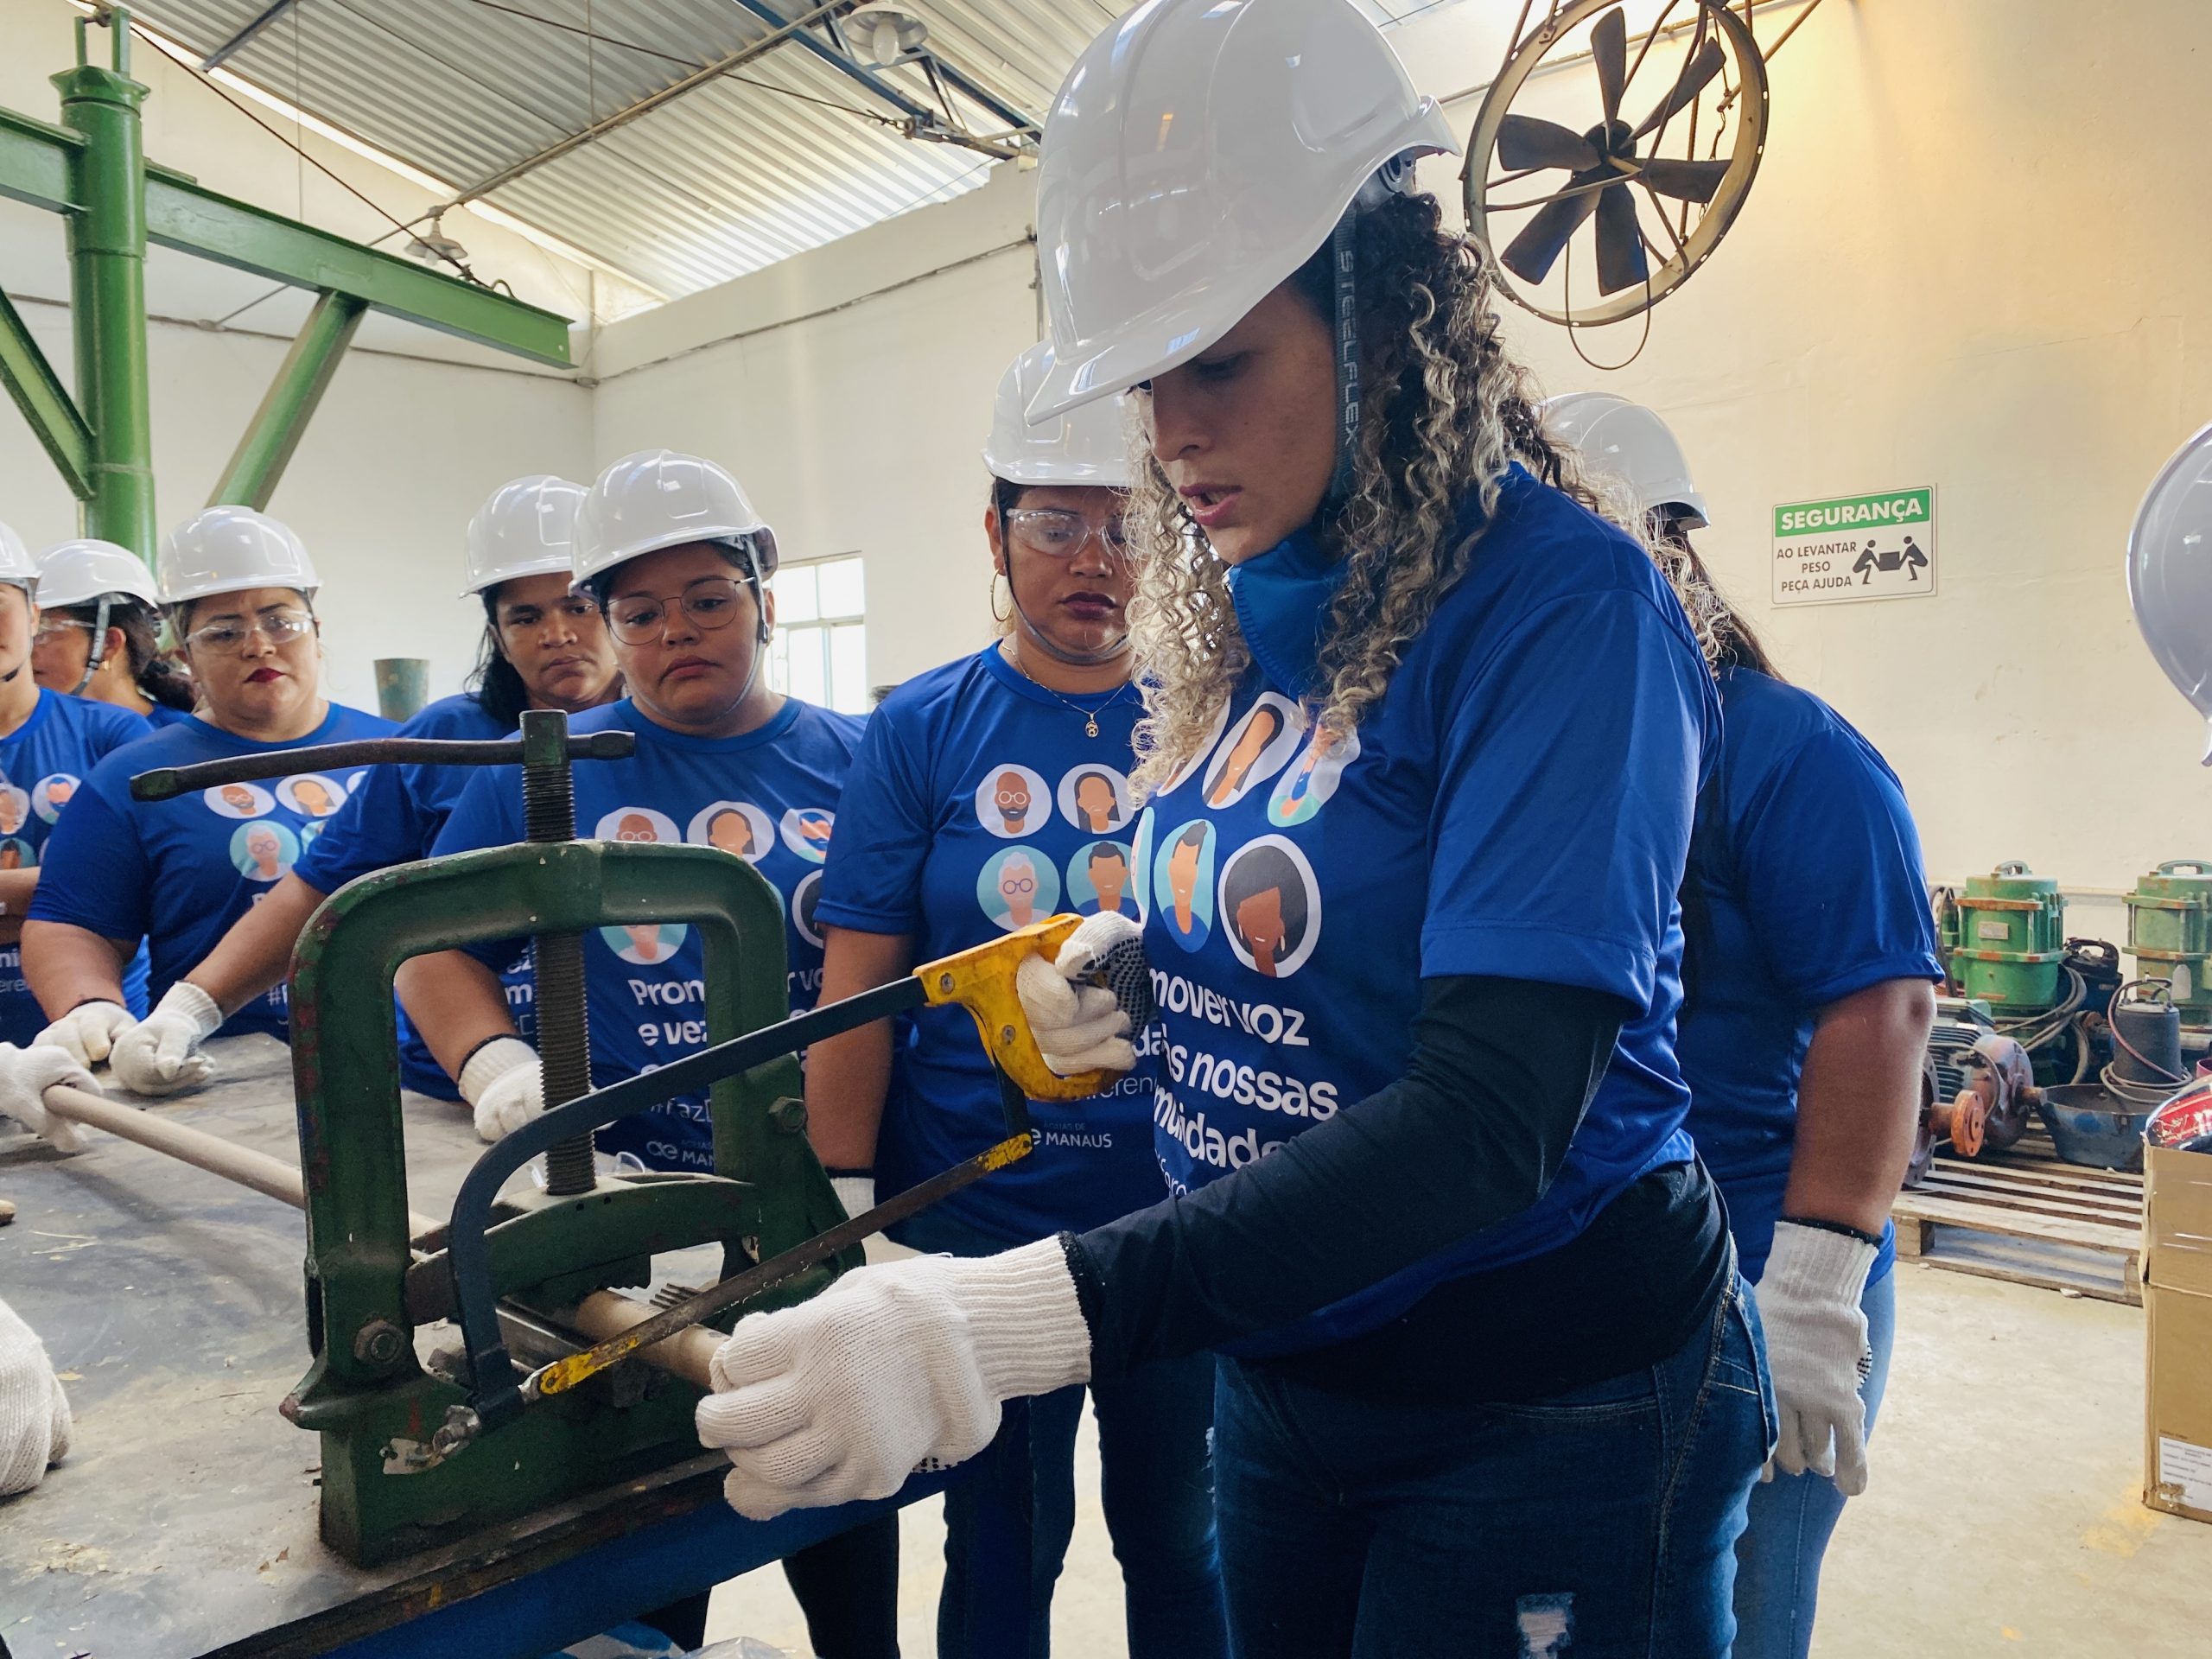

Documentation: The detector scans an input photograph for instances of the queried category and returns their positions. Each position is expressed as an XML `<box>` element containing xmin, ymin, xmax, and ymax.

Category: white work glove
<box><xmin>0</xmin><ymin>1294</ymin><xmax>73</xmax><ymax>1496</ymax></box>
<box><xmin>1757</xmin><ymin>1220</ymin><xmax>1878</xmax><ymax>1496</ymax></box>
<box><xmin>107</xmin><ymin>982</ymin><xmax>222</xmax><ymax>1096</ymax></box>
<box><xmin>0</xmin><ymin>1042</ymin><xmax>100</xmax><ymax>1154</ymax></box>
<box><xmin>696</xmin><ymin>1236</ymin><xmax>1090</xmax><ymax>1519</ymax></box>
<box><xmin>458</xmin><ymin>1037</ymin><xmax>543</xmax><ymax>1144</ymax></box>
<box><xmin>831</xmin><ymin>1175</ymin><xmax>876</xmax><ymax>1220</ymax></box>
<box><xmin>34</xmin><ymin>1000</ymin><xmax>136</xmax><ymax>1069</ymax></box>
<box><xmin>1014</xmin><ymin>912</ymin><xmax>1143</xmax><ymax>1076</ymax></box>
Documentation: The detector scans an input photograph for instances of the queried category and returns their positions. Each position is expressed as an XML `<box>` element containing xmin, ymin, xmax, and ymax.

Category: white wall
<box><xmin>590</xmin><ymin>165</ymin><xmax>1040</xmax><ymax>690</ymax></box>
<box><xmin>597</xmin><ymin>0</ymin><xmax>2212</xmax><ymax>915</ymax></box>
<box><xmin>1</xmin><ymin>0</ymin><xmax>601</xmax><ymax>705</ymax></box>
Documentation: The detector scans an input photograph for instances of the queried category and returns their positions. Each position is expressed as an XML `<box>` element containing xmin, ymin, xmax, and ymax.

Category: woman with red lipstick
<box><xmin>94</xmin><ymin>477</ymin><xmax>623</xmax><ymax>1103</ymax></box>
<box><xmin>804</xmin><ymin>340</ymin><xmax>1226</xmax><ymax>1659</ymax></box>
<box><xmin>26</xmin><ymin>506</ymin><xmax>393</xmax><ymax>1060</ymax></box>
<box><xmin>698</xmin><ymin>3</ymin><xmax>1770</xmax><ymax>1656</ymax></box>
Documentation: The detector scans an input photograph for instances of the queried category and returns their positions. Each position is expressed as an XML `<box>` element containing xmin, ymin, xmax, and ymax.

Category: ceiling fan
<box><xmin>1464</xmin><ymin>1</ymin><xmax>1770</xmax><ymax>328</ymax></box>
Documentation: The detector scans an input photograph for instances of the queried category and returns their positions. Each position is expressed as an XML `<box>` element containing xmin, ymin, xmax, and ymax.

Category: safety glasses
<box><xmin>605</xmin><ymin>576</ymin><xmax>749</xmax><ymax>645</ymax></box>
<box><xmin>1004</xmin><ymin>507</ymin><xmax>1129</xmax><ymax>560</ymax></box>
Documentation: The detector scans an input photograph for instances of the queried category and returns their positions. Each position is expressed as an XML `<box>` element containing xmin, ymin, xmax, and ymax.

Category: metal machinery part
<box><xmin>2126</xmin><ymin>860</ymin><xmax>2212</xmax><ymax>1021</ymax></box>
<box><xmin>1952</xmin><ymin>861</ymin><xmax>2066</xmax><ymax>1011</ymax></box>
<box><xmin>1903</xmin><ymin>1049</ymin><xmax>1941</xmax><ymax>1189</ymax></box>
<box><xmin>129</xmin><ymin>711</ymin><xmax>1125</xmax><ymax>1566</ymax></box>
<box><xmin>137</xmin><ymin>711</ymin><xmax>837</xmax><ymax>1566</ymax></box>
<box><xmin>1932</xmin><ymin>1034</ymin><xmax>2042</xmax><ymax>1160</ymax></box>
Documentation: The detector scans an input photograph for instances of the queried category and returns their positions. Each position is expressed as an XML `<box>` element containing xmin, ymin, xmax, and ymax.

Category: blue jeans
<box><xmin>896</xmin><ymin>1209</ymin><xmax>1229</xmax><ymax>1659</ymax></box>
<box><xmin>1211</xmin><ymin>1277</ymin><xmax>1774</xmax><ymax>1659</ymax></box>
<box><xmin>1730</xmin><ymin>1267</ymin><xmax>1897</xmax><ymax>1659</ymax></box>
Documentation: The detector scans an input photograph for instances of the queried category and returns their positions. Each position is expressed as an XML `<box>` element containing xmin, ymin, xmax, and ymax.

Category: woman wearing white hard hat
<box><xmin>397</xmin><ymin>450</ymin><xmax>898</xmax><ymax>1659</ymax></box>
<box><xmin>0</xmin><ymin>527</ymin><xmax>153</xmax><ymax>1046</ymax></box>
<box><xmin>695</xmin><ymin>2</ymin><xmax>1770</xmax><ymax>1653</ymax></box>
<box><xmin>804</xmin><ymin>341</ymin><xmax>1227</xmax><ymax>1657</ymax></box>
<box><xmin>30</xmin><ymin>539</ymin><xmax>197</xmax><ymax>727</ymax></box>
<box><xmin>23</xmin><ymin>506</ymin><xmax>393</xmax><ymax>1068</ymax></box>
<box><xmin>99</xmin><ymin>479</ymin><xmax>621</xmax><ymax>1103</ymax></box>
<box><xmin>1547</xmin><ymin>393</ymin><xmax>1939</xmax><ymax>1659</ymax></box>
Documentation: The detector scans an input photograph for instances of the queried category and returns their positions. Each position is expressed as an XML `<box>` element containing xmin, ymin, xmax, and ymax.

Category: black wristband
<box><xmin>1057</xmin><ymin>1231</ymin><xmax>1103</xmax><ymax>1341</ymax></box>
<box><xmin>458</xmin><ymin>1032</ymin><xmax>527</xmax><ymax>1077</ymax></box>
<box><xmin>823</xmin><ymin>1166</ymin><xmax>875</xmax><ymax>1180</ymax></box>
<box><xmin>1778</xmin><ymin>1214</ymin><xmax>1885</xmax><ymax>1249</ymax></box>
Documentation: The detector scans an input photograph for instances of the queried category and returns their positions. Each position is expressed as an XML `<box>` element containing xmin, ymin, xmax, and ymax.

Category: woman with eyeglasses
<box><xmin>0</xmin><ymin>528</ymin><xmax>154</xmax><ymax>1048</ymax></box>
<box><xmin>802</xmin><ymin>342</ymin><xmax>1227</xmax><ymax>1659</ymax></box>
<box><xmin>30</xmin><ymin>538</ymin><xmax>197</xmax><ymax>727</ymax></box>
<box><xmin>24</xmin><ymin>507</ymin><xmax>393</xmax><ymax>1066</ymax></box>
<box><xmin>395</xmin><ymin>449</ymin><xmax>899</xmax><ymax>1659</ymax></box>
<box><xmin>93</xmin><ymin>478</ymin><xmax>622</xmax><ymax>1102</ymax></box>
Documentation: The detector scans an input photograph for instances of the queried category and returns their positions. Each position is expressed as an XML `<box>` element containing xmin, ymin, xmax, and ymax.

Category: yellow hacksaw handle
<box><xmin>915</xmin><ymin>914</ymin><xmax>1118</xmax><ymax>1101</ymax></box>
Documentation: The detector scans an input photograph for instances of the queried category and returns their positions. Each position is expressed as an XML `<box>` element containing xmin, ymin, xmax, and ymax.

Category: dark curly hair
<box><xmin>1124</xmin><ymin>188</ymin><xmax>1717</xmax><ymax>791</ymax></box>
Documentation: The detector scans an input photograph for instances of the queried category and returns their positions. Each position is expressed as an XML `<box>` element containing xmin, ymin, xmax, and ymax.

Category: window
<box><xmin>767</xmin><ymin>554</ymin><xmax>869</xmax><ymax>715</ymax></box>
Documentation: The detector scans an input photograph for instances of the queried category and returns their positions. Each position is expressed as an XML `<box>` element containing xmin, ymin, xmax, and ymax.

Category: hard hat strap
<box><xmin>1323</xmin><ymin>155</ymin><xmax>1419</xmax><ymax>514</ymax></box>
<box><xmin>72</xmin><ymin>595</ymin><xmax>113</xmax><ymax>695</ymax></box>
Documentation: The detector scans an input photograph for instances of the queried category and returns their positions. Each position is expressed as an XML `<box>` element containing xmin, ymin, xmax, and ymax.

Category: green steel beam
<box><xmin>0</xmin><ymin>107</ymin><xmax>80</xmax><ymax>214</ymax></box>
<box><xmin>0</xmin><ymin>100</ymin><xmax>574</xmax><ymax>368</ymax></box>
<box><xmin>210</xmin><ymin>289</ymin><xmax>367</xmax><ymax>510</ymax></box>
<box><xmin>54</xmin><ymin>42</ymin><xmax>158</xmax><ymax>555</ymax></box>
<box><xmin>0</xmin><ymin>287</ymin><xmax>94</xmax><ymax>499</ymax></box>
<box><xmin>144</xmin><ymin>181</ymin><xmax>574</xmax><ymax>365</ymax></box>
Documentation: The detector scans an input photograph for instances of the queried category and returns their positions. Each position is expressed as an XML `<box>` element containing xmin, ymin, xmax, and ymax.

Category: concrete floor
<box><xmin>702</xmin><ymin>1263</ymin><xmax>2212</xmax><ymax>1656</ymax></box>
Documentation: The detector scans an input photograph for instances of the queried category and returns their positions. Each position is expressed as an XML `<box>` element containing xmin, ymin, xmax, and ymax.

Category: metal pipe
<box><xmin>36</xmin><ymin>1081</ymin><xmax>716</xmax><ymax>1388</ymax></box>
<box><xmin>54</xmin><ymin>9</ymin><xmax>157</xmax><ymax>559</ymax></box>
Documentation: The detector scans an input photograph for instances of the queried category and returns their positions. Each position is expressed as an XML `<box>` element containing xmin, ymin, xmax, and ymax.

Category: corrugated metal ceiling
<box><xmin>124</xmin><ymin>1</ymin><xmax>1465</xmax><ymax>307</ymax></box>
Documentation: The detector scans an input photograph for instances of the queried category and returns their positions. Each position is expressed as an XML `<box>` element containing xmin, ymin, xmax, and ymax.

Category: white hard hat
<box><xmin>0</xmin><ymin>520</ymin><xmax>34</xmax><ymax>596</ymax></box>
<box><xmin>159</xmin><ymin>505</ymin><xmax>320</xmax><ymax>607</ymax></box>
<box><xmin>573</xmin><ymin>449</ymin><xmax>779</xmax><ymax>590</ymax></box>
<box><xmin>1027</xmin><ymin>0</ymin><xmax>1457</xmax><ymax>423</ymax></box>
<box><xmin>35</xmin><ymin>539</ymin><xmax>161</xmax><ymax>608</ymax></box>
<box><xmin>983</xmin><ymin>342</ymin><xmax>1132</xmax><ymax>487</ymax></box>
<box><xmin>463</xmin><ymin>475</ymin><xmax>588</xmax><ymax>596</ymax></box>
<box><xmin>2127</xmin><ymin>423</ymin><xmax>2212</xmax><ymax>764</ymax></box>
<box><xmin>1542</xmin><ymin>392</ymin><xmax>1712</xmax><ymax>530</ymax></box>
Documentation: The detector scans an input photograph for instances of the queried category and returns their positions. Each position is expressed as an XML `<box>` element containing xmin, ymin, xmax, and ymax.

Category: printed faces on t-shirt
<box><xmin>591</xmin><ymin>797</ymin><xmax>837</xmax><ymax>971</ymax></box>
<box><xmin>969</xmin><ymin>758</ymin><xmax>1141</xmax><ymax>931</ymax></box>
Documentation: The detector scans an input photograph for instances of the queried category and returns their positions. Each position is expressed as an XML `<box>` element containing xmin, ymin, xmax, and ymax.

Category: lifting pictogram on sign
<box><xmin>1772</xmin><ymin>487</ymin><xmax>1937</xmax><ymax>606</ymax></box>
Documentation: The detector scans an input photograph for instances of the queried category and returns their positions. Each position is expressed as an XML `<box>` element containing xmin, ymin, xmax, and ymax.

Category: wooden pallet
<box><xmin>1891</xmin><ymin>1126</ymin><xmax>2145</xmax><ymax>1304</ymax></box>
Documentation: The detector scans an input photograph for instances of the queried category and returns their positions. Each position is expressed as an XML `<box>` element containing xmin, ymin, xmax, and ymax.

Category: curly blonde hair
<box><xmin>1122</xmin><ymin>192</ymin><xmax>1724</xmax><ymax>796</ymax></box>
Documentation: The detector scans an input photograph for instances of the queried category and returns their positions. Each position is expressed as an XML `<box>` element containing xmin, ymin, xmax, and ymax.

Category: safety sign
<box><xmin>1771</xmin><ymin>486</ymin><xmax>1936</xmax><ymax>607</ymax></box>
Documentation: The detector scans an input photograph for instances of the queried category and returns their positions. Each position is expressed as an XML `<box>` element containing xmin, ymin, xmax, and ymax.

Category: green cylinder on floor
<box><xmin>1953</xmin><ymin>861</ymin><xmax>2065</xmax><ymax>1010</ymax></box>
<box><xmin>2126</xmin><ymin>859</ymin><xmax>2212</xmax><ymax>1019</ymax></box>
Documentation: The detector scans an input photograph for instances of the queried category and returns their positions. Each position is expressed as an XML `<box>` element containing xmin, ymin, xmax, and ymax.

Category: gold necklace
<box><xmin>1000</xmin><ymin>639</ymin><xmax>1136</xmax><ymax>738</ymax></box>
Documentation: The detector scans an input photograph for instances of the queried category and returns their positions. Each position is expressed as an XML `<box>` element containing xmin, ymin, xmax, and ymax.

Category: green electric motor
<box><xmin>2126</xmin><ymin>859</ymin><xmax>2212</xmax><ymax>1019</ymax></box>
<box><xmin>1952</xmin><ymin>861</ymin><xmax>2066</xmax><ymax>1009</ymax></box>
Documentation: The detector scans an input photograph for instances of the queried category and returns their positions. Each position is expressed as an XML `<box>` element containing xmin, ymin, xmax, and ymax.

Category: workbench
<box><xmin>0</xmin><ymin>1036</ymin><xmax>994</xmax><ymax>1658</ymax></box>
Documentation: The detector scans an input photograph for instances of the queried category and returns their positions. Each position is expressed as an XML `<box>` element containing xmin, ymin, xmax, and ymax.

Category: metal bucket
<box><xmin>2037</xmin><ymin>1084</ymin><xmax>2150</xmax><ymax>1173</ymax></box>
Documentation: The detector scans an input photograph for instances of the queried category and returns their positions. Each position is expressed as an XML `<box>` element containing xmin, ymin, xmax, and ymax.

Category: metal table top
<box><xmin>0</xmin><ymin>1036</ymin><xmax>938</xmax><ymax>1658</ymax></box>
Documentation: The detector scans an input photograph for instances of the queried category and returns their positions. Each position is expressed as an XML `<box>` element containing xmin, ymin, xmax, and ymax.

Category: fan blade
<box><xmin>1500</xmin><ymin>178</ymin><xmax>1604</xmax><ymax>284</ymax></box>
<box><xmin>1497</xmin><ymin>113</ymin><xmax>1600</xmax><ymax>174</ymax></box>
<box><xmin>1594</xmin><ymin>181</ymin><xmax>1649</xmax><ymax>295</ymax></box>
<box><xmin>1632</xmin><ymin>38</ymin><xmax>1726</xmax><ymax>138</ymax></box>
<box><xmin>1635</xmin><ymin>156</ymin><xmax>1730</xmax><ymax>204</ymax></box>
<box><xmin>1593</xmin><ymin>8</ymin><xmax>1627</xmax><ymax>126</ymax></box>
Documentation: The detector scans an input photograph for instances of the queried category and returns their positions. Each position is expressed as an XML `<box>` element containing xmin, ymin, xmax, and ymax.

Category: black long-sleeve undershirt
<box><xmin>1065</xmin><ymin>974</ymin><xmax>1732</xmax><ymax>1402</ymax></box>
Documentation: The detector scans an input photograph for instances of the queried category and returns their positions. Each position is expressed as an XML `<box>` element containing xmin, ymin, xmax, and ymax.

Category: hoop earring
<box><xmin>989</xmin><ymin>569</ymin><xmax>1011</xmax><ymax>626</ymax></box>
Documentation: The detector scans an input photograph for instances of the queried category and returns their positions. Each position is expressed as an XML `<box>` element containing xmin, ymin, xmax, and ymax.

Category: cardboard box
<box><xmin>2144</xmin><ymin>1144</ymin><xmax>2212</xmax><ymax>1523</ymax></box>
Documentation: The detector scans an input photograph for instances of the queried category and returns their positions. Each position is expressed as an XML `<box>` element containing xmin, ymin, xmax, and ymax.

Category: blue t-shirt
<box><xmin>1139</xmin><ymin>466</ymin><xmax>1719</xmax><ymax>1353</ymax></box>
<box><xmin>1677</xmin><ymin>667</ymin><xmax>1944</xmax><ymax>1284</ymax></box>
<box><xmin>0</xmin><ymin>690</ymin><xmax>154</xmax><ymax>1041</ymax></box>
<box><xmin>146</xmin><ymin>702</ymin><xmax>198</xmax><ymax>730</ymax></box>
<box><xmin>30</xmin><ymin>702</ymin><xmax>397</xmax><ymax>1039</ymax></box>
<box><xmin>295</xmin><ymin>693</ymin><xmax>537</xmax><ymax>1098</ymax></box>
<box><xmin>817</xmin><ymin>646</ymin><xmax>1166</xmax><ymax>1244</ymax></box>
<box><xmin>431</xmin><ymin>696</ymin><xmax>862</xmax><ymax>1173</ymax></box>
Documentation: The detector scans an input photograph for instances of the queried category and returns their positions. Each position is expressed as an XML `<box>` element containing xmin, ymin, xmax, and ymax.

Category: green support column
<box><xmin>52</xmin><ymin>15</ymin><xmax>155</xmax><ymax>559</ymax></box>
<box><xmin>209</xmin><ymin>289</ymin><xmax>367</xmax><ymax>509</ymax></box>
